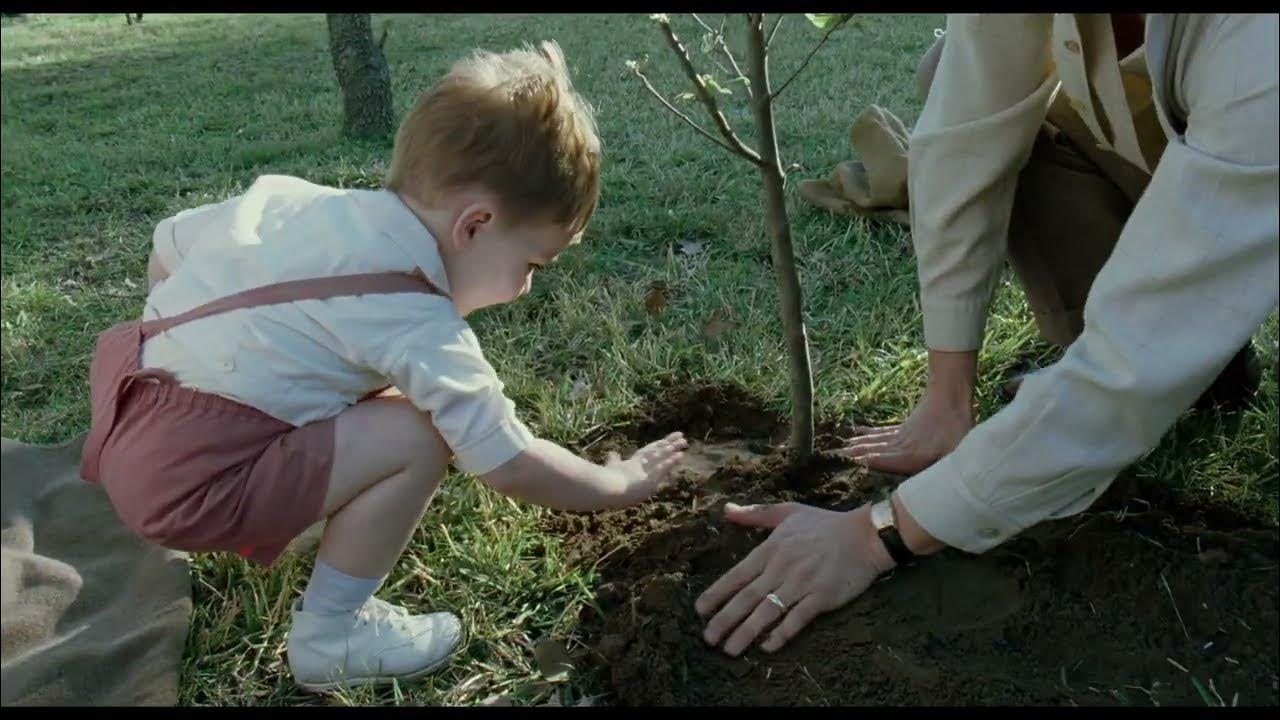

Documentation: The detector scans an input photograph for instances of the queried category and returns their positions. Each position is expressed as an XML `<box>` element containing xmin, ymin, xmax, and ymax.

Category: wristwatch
<box><xmin>870</xmin><ymin>497</ymin><xmax>916</xmax><ymax>566</ymax></box>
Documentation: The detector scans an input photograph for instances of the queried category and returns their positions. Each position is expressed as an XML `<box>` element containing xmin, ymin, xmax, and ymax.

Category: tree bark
<box><xmin>744</xmin><ymin>13</ymin><xmax>815</xmax><ymax>461</ymax></box>
<box><xmin>326</xmin><ymin>14</ymin><xmax>394</xmax><ymax>139</ymax></box>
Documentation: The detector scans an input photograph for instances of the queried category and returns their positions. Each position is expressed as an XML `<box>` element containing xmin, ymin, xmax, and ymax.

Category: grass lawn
<box><xmin>2</xmin><ymin>12</ymin><xmax>1276</xmax><ymax>706</ymax></box>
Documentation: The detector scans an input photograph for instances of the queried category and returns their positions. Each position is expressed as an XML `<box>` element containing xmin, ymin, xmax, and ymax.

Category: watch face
<box><xmin>871</xmin><ymin>499</ymin><xmax>894</xmax><ymax>531</ymax></box>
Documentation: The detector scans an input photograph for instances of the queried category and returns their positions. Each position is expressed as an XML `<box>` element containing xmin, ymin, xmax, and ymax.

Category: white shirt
<box><xmin>141</xmin><ymin>174</ymin><xmax>534</xmax><ymax>476</ymax></box>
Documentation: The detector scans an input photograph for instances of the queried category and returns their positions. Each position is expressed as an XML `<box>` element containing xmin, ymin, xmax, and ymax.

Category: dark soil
<box><xmin>547</xmin><ymin>386</ymin><xmax>1280</xmax><ymax>706</ymax></box>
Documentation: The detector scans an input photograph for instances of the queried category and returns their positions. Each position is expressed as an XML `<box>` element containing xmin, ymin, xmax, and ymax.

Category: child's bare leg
<box><xmin>315</xmin><ymin>396</ymin><xmax>450</xmax><ymax>580</ymax></box>
<box><xmin>289</xmin><ymin>397</ymin><xmax>462</xmax><ymax>690</ymax></box>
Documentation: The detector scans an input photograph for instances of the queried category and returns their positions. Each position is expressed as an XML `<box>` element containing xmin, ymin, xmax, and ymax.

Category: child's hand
<box><xmin>605</xmin><ymin>432</ymin><xmax>689</xmax><ymax>502</ymax></box>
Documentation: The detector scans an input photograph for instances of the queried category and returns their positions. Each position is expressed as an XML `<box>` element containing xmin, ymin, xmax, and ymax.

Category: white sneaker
<box><xmin>286</xmin><ymin>596</ymin><xmax>463</xmax><ymax>693</ymax></box>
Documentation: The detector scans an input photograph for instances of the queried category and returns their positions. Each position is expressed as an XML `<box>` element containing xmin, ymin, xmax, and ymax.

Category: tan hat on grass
<box><xmin>798</xmin><ymin>104</ymin><xmax>912</xmax><ymax>226</ymax></box>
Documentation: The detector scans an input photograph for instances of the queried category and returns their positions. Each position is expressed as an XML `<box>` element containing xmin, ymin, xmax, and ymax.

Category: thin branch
<box><xmin>690</xmin><ymin>13</ymin><xmax>751</xmax><ymax>98</ymax></box>
<box><xmin>695</xmin><ymin>16</ymin><xmax>736</xmax><ymax>84</ymax></box>
<box><xmin>766</xmin><ymin>14</ymin><xmax>785</xmax><ymax>50</ymax></box>
<box><xmin>655</xmin><ymin>16</ymin><xmax>762</xmax><ymax>165</ymax></box>
<box><xmin>704</xmin><ymin>55</ymin><xmax>734</xmax><ymax>82</ymax></box>
<box><xmin>629</xmin><ymin>64</ymin><xmax>741</xmax><ymax>160</ymax></box>
<box><xmin>769</xmin><ymin>15</ymin><xmax>850</xmax><ymax>101</ymax></box>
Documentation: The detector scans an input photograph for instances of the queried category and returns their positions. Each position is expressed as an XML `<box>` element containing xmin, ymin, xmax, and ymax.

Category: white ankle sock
<box><xmin>302</xmin><ymin>559</ymin><xmax>384</xmax><ymax>615</ymax></box>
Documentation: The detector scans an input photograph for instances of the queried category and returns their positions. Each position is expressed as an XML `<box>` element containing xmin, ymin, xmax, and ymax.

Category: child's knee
<box><xmin>384</xmin><ymin>399</ymin><xmax>450</xmax><ymax>481</ymax></box>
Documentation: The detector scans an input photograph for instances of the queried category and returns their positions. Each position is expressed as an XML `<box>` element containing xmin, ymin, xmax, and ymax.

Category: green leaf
<box><xmin>675</xmin><ymin>92</ymin><xmax>695</xmax><ymax>102</ymax></box>
<box><xmin>804</xmin><ymin>13</ymin><xmax>853</xmax><ymax>31</ymax></box>
<box><xmin>700</xmin><ymin>32</ymin><xmax>715</xmax><ymax>54</ymax></box>
<box><xmin>1190</xmin><ymin>677</ymin><xmax>1217</xmax><ymax>707</ymax></box>
<box><xmin>625</xmin><ymin>55</ymin><xmax>650</xmax><ymax>73</ymax></box>
<box><xmin>697</xmin><ymin>74</ymin><xmax>732</xmax><ymax>96</ymax></box>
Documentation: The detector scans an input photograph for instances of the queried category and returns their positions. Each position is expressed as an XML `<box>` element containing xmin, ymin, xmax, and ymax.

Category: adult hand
<box><xmin>837</xmin><ymin>349</ymin><xmax>978</xmax><ymax>475</ymax></box>
<box><xmin>694</xmin><ymin>501</ymin><xmax>895</xmax><ymax>656</ymax></box>
<box><xmin>836</xmin><ymin>390</ymin><xmax>974</xmax><ymax>475</ymax></box>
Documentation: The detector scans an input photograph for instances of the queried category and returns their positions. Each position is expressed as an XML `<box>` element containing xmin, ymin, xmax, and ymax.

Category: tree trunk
<box><xmin>326</xmin><ymin>14</ymin><xmax>394</xmax><ymax>139</ymax></box>
<box><xmin>744</xmin><ymin>14</ymin><xmax>815</xmax><ymax>461</ymax></box>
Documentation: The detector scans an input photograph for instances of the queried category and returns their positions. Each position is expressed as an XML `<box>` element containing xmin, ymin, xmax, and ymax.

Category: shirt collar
<box><xmin>351</xmin><ymin>188</ymin><xmax>452</xmax><ymax>296</ymax></box>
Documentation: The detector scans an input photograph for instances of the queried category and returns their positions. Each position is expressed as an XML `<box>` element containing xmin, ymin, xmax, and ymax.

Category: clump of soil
<box><xmin>546</xmin><ymin>386</ymin><xmax>1280</xmax><ymax>706</ymax></box>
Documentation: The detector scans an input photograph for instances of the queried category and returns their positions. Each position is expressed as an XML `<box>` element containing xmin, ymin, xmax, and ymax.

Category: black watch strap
<box><xmin>877</xmin><ymin>524</ymin><xmax>915</xmax><ymax>566</ymax></box>
<box><xmin>871</xmin><ymin>498</ymin><xmax>916</xmax><ymax>565</ymax></box>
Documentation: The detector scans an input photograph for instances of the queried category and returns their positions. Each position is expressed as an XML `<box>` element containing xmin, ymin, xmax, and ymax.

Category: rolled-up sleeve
<box><xmin>899</xmin><ymin>13</ymin><xmax>1279</xmax><ymax>553</ymax></box>
<box><xmin>909</xmin><ymin>14</ymin><xmax>1058</xmax><ymax>351</ymax></box>
<box><xmin>361</xmin><ymin>310</ymin><xmax>535</xmax><ymax>476</ymax></box>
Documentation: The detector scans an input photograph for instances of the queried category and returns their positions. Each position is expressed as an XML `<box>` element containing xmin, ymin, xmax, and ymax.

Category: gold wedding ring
<box><xmin>766</xmin><ymin>592</ymin><xmax>788</xmax><ymax>613</ymax></box>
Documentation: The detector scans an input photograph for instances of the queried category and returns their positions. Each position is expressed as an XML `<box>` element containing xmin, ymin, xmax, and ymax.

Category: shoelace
<box><xmin>367</xmin><ymin>597</ymin><xmax>411</xmax><ymax>619</ymax></box>
<box><xmin>352</xmin><ymin>598</ymin><xmax>414</xmax><ymax>636</ymax></box>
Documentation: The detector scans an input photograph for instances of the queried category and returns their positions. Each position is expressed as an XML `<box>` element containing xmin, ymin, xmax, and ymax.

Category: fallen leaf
<box><xmin>703</xmin><ymin>317</ymin><xmax>735</xmax><ymax>337</ymax></box>
<box><xmin>678</xmin><ymin>239</ymin><xmax>705</xmax><ymax>256</ymax></box>
<box><xmin>702</xmin><ymin>309</ymin><xmax>738</xmax><ymax>344</ymax></box>
<box><xmin>533</xmin><ymin>638</ymin><xmax>574</xmax><ymax>683</ymax></box>
<box><xmin>569</xmin><ymin>375</ymin><xmax>591</xmax><ymax>401</ymax></box>
<box><xmin>644</xmin><ymin>281</ymin><xmax>670</xmax><ymax>316</ymax></box>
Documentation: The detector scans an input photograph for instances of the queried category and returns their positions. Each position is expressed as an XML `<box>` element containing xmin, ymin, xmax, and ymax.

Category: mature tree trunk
<box><xmin>326</xmin><ymin>14</ymin><xmax>393</xmax><ymax>139</ymax></box>
<box><xmin>744</xmin><ymin>13</ymin><xmax>814</xmax><ymax>461</ymax></box>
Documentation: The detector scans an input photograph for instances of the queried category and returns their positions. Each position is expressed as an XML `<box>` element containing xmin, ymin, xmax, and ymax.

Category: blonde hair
<box><xmin>387</xmin><ymin>40</ymin><xmax>601</xmax><ymax>238</ymax></box>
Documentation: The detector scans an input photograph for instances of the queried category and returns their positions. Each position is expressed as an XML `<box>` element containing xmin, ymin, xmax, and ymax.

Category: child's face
<box><xmin>445</xmin><ymin>212</ymin><xmax>573</xmax><ymax>317</ymax></box>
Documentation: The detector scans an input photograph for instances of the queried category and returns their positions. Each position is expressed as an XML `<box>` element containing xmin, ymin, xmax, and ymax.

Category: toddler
<box><xmin>80</xmin><ymin>41</ymin><xmax>687</xmax><ymax>692</ymax></box>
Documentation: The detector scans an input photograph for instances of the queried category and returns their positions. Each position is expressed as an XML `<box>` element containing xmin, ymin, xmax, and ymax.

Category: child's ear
<box><xmin>450</xmin><ymin>203</ymin><xmax>494</xmax><ymax>251</ymax></box>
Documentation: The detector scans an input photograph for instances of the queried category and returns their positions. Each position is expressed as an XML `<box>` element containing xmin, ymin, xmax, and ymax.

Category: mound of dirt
<box><xmin>546</xmin><ymin>388</ymin><xmax>1280</xmax><ymax>707</ymax></box>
